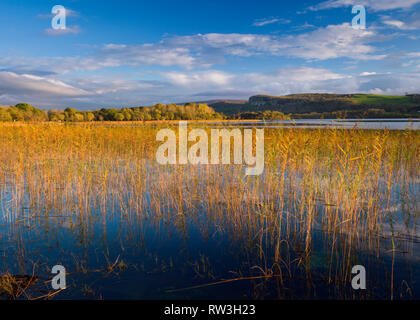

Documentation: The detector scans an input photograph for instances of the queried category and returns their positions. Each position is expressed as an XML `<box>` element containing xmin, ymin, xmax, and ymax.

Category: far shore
<box><xmin>0</xmin><ymin>119</ymin><xmax>268</xmax><ymax>126</ymax></box>
<box><xmin>0</xmin><ymin>118</ymin><xmax>419</xmax><ymax>127</ymax></box>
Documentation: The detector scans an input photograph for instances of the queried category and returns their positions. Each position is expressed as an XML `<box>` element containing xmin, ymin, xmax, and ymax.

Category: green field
<box><xmin>351</xmin><ymin>94</ymin><xmax>415</xmax><ymax>105</ymax></box>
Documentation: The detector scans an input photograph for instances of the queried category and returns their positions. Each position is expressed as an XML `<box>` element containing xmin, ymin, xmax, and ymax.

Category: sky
<box><xmin>0</xmin><ymin>0</ymin><xmax>420</xmax><ymax>110</ymax></box>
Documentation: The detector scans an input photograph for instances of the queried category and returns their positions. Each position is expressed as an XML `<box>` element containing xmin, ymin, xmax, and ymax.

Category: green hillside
<box><xmin>352</xmin><ymin>94</ymin><xmax>417</xmax><ymax>105</ymax></box>
<box><xmin>208</xmin><ymin>94</ymin><xmax>420</xmax><ymax>118</ymax></box>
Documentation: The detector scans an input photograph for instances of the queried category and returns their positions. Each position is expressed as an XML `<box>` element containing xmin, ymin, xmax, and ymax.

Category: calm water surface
<box><xmin>204</xmin><ymin>119</ymin><xmax>420</xmax><ymax>130</ymax></box>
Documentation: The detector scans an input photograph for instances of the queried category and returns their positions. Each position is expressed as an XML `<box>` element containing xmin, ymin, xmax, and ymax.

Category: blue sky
<box><xmin>1</xmin><ymin>0</ymin><xmax>420</xmax><ymax>109</ymax></box>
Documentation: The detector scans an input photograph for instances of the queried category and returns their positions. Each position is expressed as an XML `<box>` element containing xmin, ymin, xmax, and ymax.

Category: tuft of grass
<box><xmin>0</xmin><ymin>274</ymin><xmax>39</xmax><ymax>299</ymax></box>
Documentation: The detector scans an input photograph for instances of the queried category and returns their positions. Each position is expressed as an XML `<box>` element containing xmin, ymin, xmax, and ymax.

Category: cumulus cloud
<box><xmin>1</xmin><ymin>67</ymin><xmax>420</xmax><ymax>109</ymax></box>
<box><xmin>0</xmin><ymin>20</ymin><xmax>416</xmax><ymax>109</ymax></box>
<box><xmin>310</xmin><ymin>0</ymin><xmax>420</xmax><ymax>11</ymax></box>
<box><xmin>0</xmin><ymin>72</ymin><xmax>165</xmax><ymax>108</ymax></box>
<box><xmin>0</xmin><ymin>71</ymin><xmax>89</xmax><ymax>97</ymax></box>
<box><xmin>161</xmin><ymin>67</ymin><xmax>350</xmax><ymax>99</ymax></box>
<box><xmin>0</xmin><ymin>24</ymin><xmax>385</xmax><ymax>80</ymax></box>
<box><xmin>165</xmin><ymin>24</ymin><xmax>383</xmax><ymax>60</ymax></box>
<box><xmin>280</xmin><ymin>23</ymin><xmax>384</xmax><ymax>60</ymax></box>
<box><xmin>163</xmin><ymin>70</ymin><xmax>233</xmax><ymax>87</ymax></box>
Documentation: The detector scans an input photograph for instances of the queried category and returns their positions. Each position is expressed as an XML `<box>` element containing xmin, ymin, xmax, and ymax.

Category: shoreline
<box><xmin>1</xmin><ymin>117</ymin><xmax>419</xmax><ymax>124</ymax></box>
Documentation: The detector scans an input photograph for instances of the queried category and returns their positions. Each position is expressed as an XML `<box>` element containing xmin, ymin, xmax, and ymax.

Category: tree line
<box><xmin>0</xmin><ymin>103</ymin><xmax>224</xmax><ymax>122</ymax></box>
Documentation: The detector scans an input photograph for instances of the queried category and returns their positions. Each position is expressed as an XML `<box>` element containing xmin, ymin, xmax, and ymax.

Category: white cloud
<box><xmin>0</xmin><ymin>56</ymin><xmax>120</xmax><ymax>75</ymax></box>
<box><xmin>99</xmin><ymin>44</ymin><xmax>198</xmax><ymax>69</ymax></box>
<box><xmin>0</xmin><ymin>23</ymin><xmax>385</xmax><ymax>82</ymax></box>
<box><xmin>0</xmin><ymin>71</ymin><xmax>89</xmax><ymax>97</ymax></box>
<box><xmin>383</xmin><ymin>20</ymin><xmax>406</xmax><ymax>29</ymax></box>
<box><xmin>163</xmin><ymin>70</ymin><xmax>233</xmax><ymax>87</ymax></box>
<box><xmin>253</xmin><ymin>18</ymin><xmax>290</xmax><ymax>27</ymax></box>
<box><xmin>165</xmin><ymin>24</ymin><xmax>383</xmax><ymax>60</ymax></box>
<box><xmin>0</xmin><ymin>24</ymin><xmax>384</xmax><ymax>79</ymax></box>
<box><xmin>360</xmin><ymin>72</ymin><xmax>377</xmax><ymax>76</ymax></box>
<box><xmin>158</xmin><ymin>69</ymin><xmax>420</xmax><ymax>104</ymax></box>
<box><xmin>44</xmin><ymin>26</ymin><xmax>81</xmax><ymax>36</ymax></box>
<box><xmin>160</xmin><ymin>67</ymin><xmax>350</xmax><ymax>100</ymax></box>
<box><xmin>367</xmin><ymin>88</ymin><xmax>386</xmax><ymax>94</ymax></box>
<box><xmin>166</xmin><ymin>33</ymin><xmax>285</xmax><ymax>57</ymax></box>
<box><xmin>2</xmin><ymin>68</ymin><xmax>420</xmax><ymax>109</ymax></box>
<box><xmin>280</xmin><ymin>23</ymin><xmax>384</xmax><ymax>60</ymax></box>
<box><xmin>311</xmin><ymin>0</ymin><xmax>420</xmax><ymax>11</ymax></box>
<box><xmin>382</xmin><ymin>12</ymin><xmax>420</xmax><ymax>29</ymax></box>
<box><xmin>0</xmin><ymin>21</ymin><xmax>416</xmax><ymax>109</ymax></box>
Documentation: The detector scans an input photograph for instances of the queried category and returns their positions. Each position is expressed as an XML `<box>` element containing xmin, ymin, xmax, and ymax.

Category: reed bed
<box><xmin>0</xmin><ymin>122</ymin><xmax>418</xmax><ymax>299</ymax></box>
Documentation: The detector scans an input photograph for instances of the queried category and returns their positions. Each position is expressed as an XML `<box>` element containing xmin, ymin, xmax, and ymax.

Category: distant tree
<box><xmin>6</xmin><ymin>104</ymin><xmax>48</xmax><ymax>121</ymax></box>
<box><xmin>143</xmin><ymin>113</ymin><xmax>152</xmax><ymax>121</ymax></box>
<box><xmin>114</xmin><ymin>113</ymin><xmax>125</xmax><ymax>121</ymax></box>
<box><xmin>64</xmin><ymin>108</ymin><xmax>77</xmax><ymax>121</ymax></box>
<box><xmin>1</xmin><ymin>102</ymin><xmax>225</xmax><ymax>122</ymax></box>
<box><xmin>48</xmin><ymin>110</ymin><xmax>65</xmax><ymax>121</ymax></box>
<box><xmin>0</xmin><ymin>108</ymin><xmax>12</xmax><ymax>122</ymax></box>
<box><xmin>121</xmin><ymin>108</ymin><xmax>133</xmax><ymax>121</ymax></box>
<box><xmin>15</xmin><ymin>103</ymin><xmax>33</xmax><ymax>112</ymax></box>
<box><xmin>84</xmin><ymin>112</ymin><xmax>95</xmax><ymax>122</ymax></box>
<box><xmin>8</xmin><ymin>107</ymin><xmax>25</xmax><ymax>121</ymax></box>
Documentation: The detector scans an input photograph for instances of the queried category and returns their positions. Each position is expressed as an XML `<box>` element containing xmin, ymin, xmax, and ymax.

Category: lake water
<box><xmin>2</xmin><ymin>173</ymin><xmax>418</xmax><ymax>300</ymax></box>
<box><xmin>203</xmin><ymin>119</ymin><xmax>420</xmax><ymax>130</ymax></box>
<box><xmin>97</xmin><ymin>118</ymin><xmax>420</xmax><ymax>130</ymax></box>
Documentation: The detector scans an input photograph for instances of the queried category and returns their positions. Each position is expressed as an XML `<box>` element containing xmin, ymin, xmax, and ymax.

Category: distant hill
<box><xmin>206</xmin><ymin>94</ymin><xmax>420</xmax><ymax>118</ymax></box>
<box><xmin>182</xmin><ymin>99</ymin><xmax>248</xmax><ymax>105</ymax></box>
